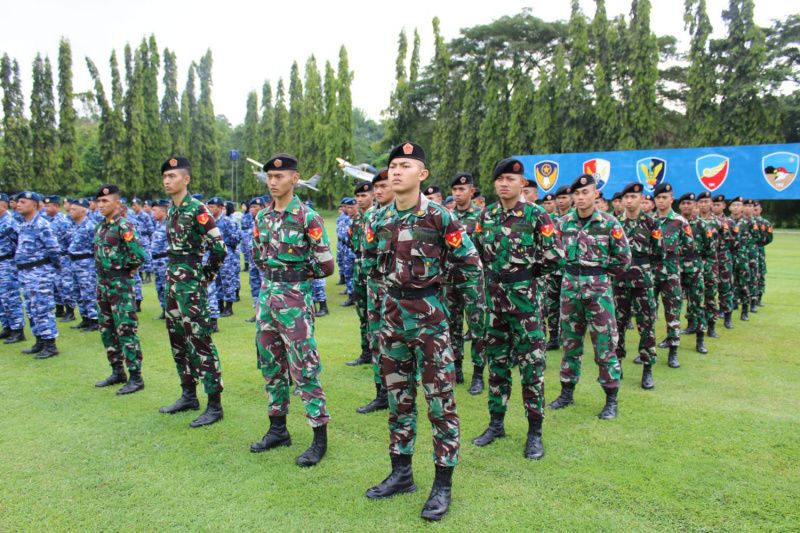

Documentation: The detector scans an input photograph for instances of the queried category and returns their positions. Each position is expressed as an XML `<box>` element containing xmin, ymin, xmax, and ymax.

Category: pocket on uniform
<box><xmin>410</xmin><ymin>242</ymin><xmax>441</xmax><ymax>278</ymax></box>
<box><xmin>277</xmin><ymin>229</ymin><xmax>306</xmax><ymax>262</ymax></box>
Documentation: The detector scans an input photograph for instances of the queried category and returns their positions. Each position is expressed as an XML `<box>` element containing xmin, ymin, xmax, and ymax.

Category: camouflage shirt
<box><xmin>253</xmin><ymin>195</ymin><xmax>334</xmax><ymax>279</ymax></box>
<box><xmin>167</xmin><ymin>193</ymin><xmax>226</xmax><ymax>280</ymax></box>
<box><xmin>558</xmin><ymin>208</ymin><xmax>631</xmax><ymax>278</ymax></box>
<box><xmin>94</xmin><ymin>213</ymin><xmax>147</xmax><ymax>274</ymax></box>
<box><xmin>476</xmin><ymin>199</ymin><xmax>564</xmax><ymax>312</ymax></box>
<box><xmin>715</xmin><ymin>214</ymin><xmax>736</xmax><ymax>259</ymax></box>
<box><xmin>654</xmin><ymin>210</ymin><xmax>693</xmax><ymax>276</ymax></box>
<box><xmin>700</xmin><ymin>214</ymin><xmax>723</xmax><ymax>259</ymax></box>
<box><xmin>349</xmin><ymin>208</ymin><xmax>368</xmax><ymax>260</ymax></box>
<box><xmin>683</xmin><ymin>216</ymin><xmax>709</xmax><ymax>272</ymax></box>
<box><xmin>753</xmin><ymin>216</ymin><xmax>774</xmax><ymax>247</ymax></box>
<box><xmin>616</xmin><ymin>211</ymin><xmax>665</xmax><ymax>288</ymax></box>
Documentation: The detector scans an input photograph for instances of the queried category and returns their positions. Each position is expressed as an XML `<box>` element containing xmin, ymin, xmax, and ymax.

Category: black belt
<box><xmin>488</xmin><ymin>270</ymin><xmax>533</xmax><ymax>283</ymax></box>
<box><xmin>632</xmin><ymin>255</ymin><xmax>650</xmax><ymax>266</ymax></box>
<box><xmin>0</xmin><ymin>253</ymin><xmax>14</xmax><ymax>261</ymax></box>
<box><xmin>565</xmin><ymin>264</ymin><xmax>606</xmax><ymax>276</ymax></box>
<box><xmin>17</xmin><ymin>258</ymin><xmax>50</xmax><ymax>270</ymax></box>
<box><xmin>152</xmin><ymin>252</ymin><xmax>168</xmax><ymax>260</ymax></box>
<box><xmin>168</xmin><ymin>254</ymin><xmax>203</xmax><ymax>265</ymax></box>
<box><xmin>101</xmin><ymin>269</ymin><xmax>133</xmax><ymax>279</ymax></box>
<box><xmin>388</xmin><ymin>285</ymin><xmax>440</xmax><ymax>300</ymax></box>
<box><xmin>264</xmin><ymin>269</ymin><xmax>309</xmax><ymax>282</ymax></box>
<box><xmin>69</xmin><ymin>252</ymin><xmax>93</xmax><ymax>261</ymax></box>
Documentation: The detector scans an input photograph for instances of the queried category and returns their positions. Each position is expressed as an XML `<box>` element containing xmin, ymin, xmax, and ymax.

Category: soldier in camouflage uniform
<box><xmin>752</xmin><ymin>201</ymin><xmax>773</xmax><ymax>307</ymax></box>
<box><xmin>712</xmin><ymin>195</ymin><xmax>736</xmax><ymax>329</ymax></box>
<box><xmin>698</xmin><ymin>192</ymin><xmax>723</xmax><ymax>338</ymax></box>
<box><xmin>0</xmin><ymin>193</ymin><xmax>25</xmax><ymax>344</ymax></box>
<box><xmin>43</xmin><ymin>195</ymin><xmax>77</xmax><ymax>322</ymax></box>
<box><xmin>423</xmin><ymin>184</ymin><xmax>444</xmax><ymax>204</ymax></box>
<box><xmin>728</xmin><ymin>196</ymin><xmax>752</xmax><ymax>321</ymax></box>
<box><xmin>364</xmin><ymin>142</ymin><xmax>482</xmax><ymax>522</ymax></box>
<box><xmin>613</xmin><ymin>183</ymin><xmax>664</xmax><ymax>389</ymax></box>
<box><xmin>677</xmin><ymin>192</ymin><xmax>710</xmax><ymax>354</ymax></box>
<box><xmin>92</xmin><ymin>185</ymin><xmax>147</xmax><ymax>395</ymax></box>
<box><xmin>448</xmin><ymin>171</ymin><xmax>486</xmax><ymax>393</ymax></box>
<box><xmin>742</xmin><ymin>200</ymin><xmax>762</xmax><ymax>314</ymax></box>
<box><xmin>66</xmin><ymin>198</ymin><xmax>99</xmax><ymax>331</ymax></box>
<box><xmin>652</xmin><ymin>183</ymin><xmax>693</xmax><ymax>368</ymax></box>
<box><xmin>248</xmin><ymin>153</ymin><xmax>334</xmax><ymax>468</ymax></box>
<box><xmin>345</xmin><ymin>181</ymin><xmax>374</xmax><ymax>366</ymax></box>
<box><xmin>471</xmin><ymin>158</ymin><xmax>563</xmax><ymax>459</ymax></box>
<box><xmin>544</xmin><ymin>186</ymin><xmax>573</xmax><ymax>351</ymax></box>
<box><xmin>547</xmin><ymin>174</ymin><xmax>630</xmax><ymax>420</ymax></box>
<box><xmin>150</xmin><ymin>201</ymin><xmax>169</xmax><ymax>319</ymax></box>
<box><xmin>158</xmin><ymin>156</ymin><xmax>227</xmax><ymax>428</ymax></box>
<box><xmin>15</xmin><ymin>192</ymin><xmax>62</xmax><ymax>358</ymax></box>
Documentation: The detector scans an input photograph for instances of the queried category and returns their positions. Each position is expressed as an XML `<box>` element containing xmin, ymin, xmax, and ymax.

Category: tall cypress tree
<box><xmin>430</xmin><ymin>16</ymin><xmax>460</xmax><ymax>184</ymax></box>
<box><xmin>684</xmin><ymin>0</ymin><xmax>717</xmax><ymax>146</ymax></box>
<box><xmin>58</xmin><ymin>38</ymin><xmax>82</xmax><ymax>192</ymax></box>
<box><xmin>125</xmin><ymin>45</ymin><xmax>146</xmax><ymax>193</ymax></box>
<box><xmin>506</xmin><ymin>63</ymin><xmax>535</xmax><ymax>155</ymax></box>
<box><xmin>550</xmin><ymin>43</ymin><xmax>569</xmax><ymax>153</ymax></box>
<box><xmin>532</xmin><ymin>64</ymin><xmax>555</xmax><ymax>153</ymax></box>
<box><xmin>108</xmin><ymin>51</ymin><xmax>127</xmax><ymax>181</ymax></box>
<box><xmin>195</xmin><ymin>50</ymin><xmax>220</xmax><ymax>192</ymax></box>
<box><xmin>625</xmin><ymin>0</ymin><xmax>659</xmax><ymax>149</ymax></box>
<box><xmin>273</xmin><ymin>79</ymin><xmax>289</xmax><ymax>150</ymax></box>
<box><xmin>287</xmin><ymin>61</ymin><xmax>304</xmax><ymax>152</ymax></box>
<box><xmin>563</xmin><ymin>0</ymin><xmax>592</xmax><ymax>153</ymax></box>
<box><xmin>301</xmin><ymin>55</ymin><xmax>324</xmax><ymax>173</ymax></box>
<box><xmin>141</xmin><ymin>35</ymin><xmax>165</xmax><ymax>187</ymax></box>
<box><xmin>1</xmin><ymin>55</ymin><xmax>31</xmax><ymax>191</ymax></box>
<box><xmin>30</xmin><ymin>54</ymin><xmax>59</xmax><ymax>191</ymax></box>
<box><xmin>478</xmin><ymin>58</ymin><xmax>508</xmax><ymax>192</ymax></box>
<box><xmin>161</xmin><ymin>48</ymin><xmax>181</xmax><ymax>155</ymax></box>
<box><xmin>259</xmin><ymin>80</ymin><xmax>275</xmax><ymax>158</ymax></box>
<box><xmin>336</xmin><ymin>45</ymin><xmax>354</xmax><ymax>162</ymax></box>
<box><xmin>592</xmin><ymin>0</ymin><xmax>620</xmax><ymax>150</ymax></box>
<box><xmin>179</xmin><ymin>63</ymin><xmax>196</xmax><ymax>159</ymax></box>
<box><xmin>241</xmin><ymin>90</ymin><xmax>260</xmax><ymax>198</ymax></box>
<box><xmin>458</xmin><ymin>61</ymin><xmax>484</xmax><ymax>175</ymax></box>
<box><xmin>385</xmin><ymin>29</ymin><xmax>410</xmax><ymax>147</ymax></box>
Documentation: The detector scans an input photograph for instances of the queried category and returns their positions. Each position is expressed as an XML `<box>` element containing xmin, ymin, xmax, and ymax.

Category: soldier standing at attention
<box><xmin>93</xmin><ymin>185</ymin><xmax>147</xmax><ymax>394</ymax></box>
<box><xmin>677</xmin><ymin>193</ymin><xmax>709</xmax><ymax>354</ymax></box>
<box><xmin>0</xmin><ymin>193</ymin><xmax>25</xmax><ymax>344</ymax></box>
<box><xmin>158</xmin><ymin>156</ymin><xmax>227</xmax><ymax>428</ymax></box>
<box><xmin>150</xmin><ymin>200</ymin><xmax>170</xmax><ymax>319</ymax></box>
<box><xmin>555</xmin><ymin>186</ymin><xmax>573</xmax><ymax>217</ymax></box>
<box><xmin>423</xmin><ymin>185</ymin><xmax>444</xmax><ymax>204</ymax></box>
<box><xmin>712</xmin><ymin>195</ymin><xmax>736</xmax><ymax>329</ymax></box>
<box><xmin>15</xmin><ymin>192</ymin><xmax>62</xmax><ymax>359</ymax></box>
<box><xmin>43</xmin><ymin>195</ymin><xmax>77</xmax><ymax>323</ymax></box>
<box><xmin>541</xmin><ymin>193</ymin><xmax>556</xmax><ymax>214</ymax></box>
<box><xmin>698</xmin><ymin>192</ymin><xmax>722</xmax><ymax>339</ymax></box>
<box><xmin>742</xmin><ymin>200</ymin><xmax>761</xmax><ymax>314</ymax></box>
<box><xmin>248</xmin><ymin>153</ymin><xmax>334</xmax><ymax>467</ymax></box>
<box><xmin>539</xmin><ymin>192</ymin><xmax>562</xmax><ymax>352</ymax></box>
<box><xmin>752</xmin><ymin>201</ymin><xmax>773</xmax><ymax>307</ymax></box>
<box><xmin>547</xmin><ymin>174</ymin><xmax>630</xmax><ymax>419</ymax></box>
<box><xmin>345</xmin><ymin>181</ymin><xmax>374</xmax><ymax>366</ymax></box>
<box><xmin>471</xmin><ymin>158</ymin><xmax>563</xmax><ymax>459</ymax></box>
<box><xmin>521</xmin><ymin>179</ymin><xmax>538</xmax><ymax>204</ymax></box>
<box><xmin>728</xmin><ymin>196</ymin><xmax>752</xmax><ymax>321</ymax></box>
<box><xmin>363</xmin><ymin>142</ymin><xmax>482</xmax><ymax>521</ymax></box>
<box><xmin>613</xmin><ymin>183</ymin><xmax>663</xmax><ymax>389</ymax></box>
<box><xmin>66</xmin><ymin>198</ymin><xmax>99</xmax><ymax>332</ymax></box>
<box><xmin>449</xmin><ymin>172</ymin><xmax>486</xmax><ymax>393</ymax></box>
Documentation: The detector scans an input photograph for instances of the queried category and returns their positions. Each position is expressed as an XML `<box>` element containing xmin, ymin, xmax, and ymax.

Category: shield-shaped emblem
<box><xmin>534</xmin><ymin>161</ymin><xmax>559</xmax><ymax>191</ymax></box>
<box><xmin>762</xmin><ymin>151</ymin><xmax>798</xmax><ymax>191</ymax></box>
<box><xmin>636</xmin><ymin>157</ymin><xmax>667</xmax><ymax>193</ymax></box>
<box><xmin>696</xmin><ymin>154</ymin><xmax>729</xmax><ymax>192</ymax></box>
<box><xmin>582</xmin><ymin>158</ymin><xmax>611</xmax><ymax>190</ymax></box>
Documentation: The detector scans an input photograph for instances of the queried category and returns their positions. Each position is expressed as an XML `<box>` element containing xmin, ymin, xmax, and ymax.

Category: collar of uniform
<box><xmin>174</xmin><ymin>193</ymin><xmax>193</xmax><ymax>210</ymax></box>
<box><xmin>389</xmin><ymin>193</ymin><xmax>428</xmax><ymax>219</ymax></box>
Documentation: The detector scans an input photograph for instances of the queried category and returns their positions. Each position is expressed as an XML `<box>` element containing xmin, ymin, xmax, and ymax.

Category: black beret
<box><xmin>743</xmin><ymin>198</ymin><xmax>754</xmax><ymax>205</ymax></box>
<box><xmin>388</xmin><ymin>142</ymin><xmax>426</xmax><ymax>166</ymax></box>
<box><xmin>95</xmin><ymin>184</ymin><xmax>120</xmax><ymax>199</ymax></box>
<box><xmin>596</xmin><ymin>192</ymin><xmax>605</xmax><ymax>201</ymax></box>
<box><xmin>424</xmin><ymin>185</ymin><xmax>441</xmax><ymax>196</ymax></box>
<box><xmin>653</xmin><ymin>183</ymin><xmax>673</xmax><ymax>196</ymax></box>
<box><xmin>263</xmin><ymin>153</ymin><xmax>298</xmax><ymax>172</ymax></box>
<box><xmin>555</xmin><ymin>185</ymin><xmax>572</xmax><ymax>197</ymax></box>
<box><xmin>729</xmin><ymin>195</ymin><xmax>745</xmax><ymax>204</ymax></box>
<box><xmin>713</xmin><ymin>194</ymin><xmax>726</xmax><ymax>202</ymax></box>
<box><xmin>450</xmin><ymin>172</ymin><xmax>474</xmax><ymax>187</ymax></box>
<box><xmin>643</xmin><ymin>194</ymin><xmax>653</xmax><ymax>201</ymax></box>
<box><xmin>611</xmin><ymin>191</ymin><xmax>623</xmax><ymax>201</ymax></box>
<box><xmin>753</xmin><ymin>200</ymin><xmax>761</xmax><ymax>207</ymax></box>
<box><xmin>677</xmin><ymin>192</ymin><xmax>696</xmax><ymax>203</ymax></box>
<box><xmin>620</xmin><ymin>182</ymin><xmax>643</xmax><ymax>196</ymax></box>
<box><xmin>571</xmin><ymin>173</ymin><xmax>596</xmax><ymax>191</ymax></box>
<box><xmin>354</xmin><ymin>182</ymin><xmax>373</xmax><ymax>195</ymax></box>
<box><xmin>372</xmin><ymin>168</ymin><xmax>389</xmax><ymax>184</ymax></box>
<box><xmin>542</xmin><ymin>193</ymin><xmax>555</xmax><ymax>202</ymax></box>
<box><xmin>697</xmin><ymin>191</ymin><xmax>712</xmax><ymax>200</ymax></box>
<box><xmin>161</xmin><ymin>156</ymin><xmax>191</xmax><ymax>174</ymax></box>
<box><xmin>207</xmin><ymin>196</ymin><xmax>225</xmax><ymax>206</ymax></box>
<box><xmin>43</xmin><ymin>195</ymin><xmax>61</xmax><ymax>204</ymax></box>
<box><xmin>472</xmin><ymin>187</ymin><xmax>482</xmax><ymax>199</ymax></box>
<box><xmin>492</xmin><ymin>158</ymin><xmax>525</xmax><ymax>181</ymax></box>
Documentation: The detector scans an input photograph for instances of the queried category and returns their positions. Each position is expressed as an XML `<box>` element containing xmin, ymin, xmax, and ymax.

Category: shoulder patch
<box><xmin>611</xmin><ymin>227</ymin><xmax>624</xmax><ymax>240</ymax></box>
<box><xmin>308</xmin><ymin>227</ymin><xmax>323</xmax><ymax>241</ymax></box>
<box><xmin>445</xmin><ymin>230</ymin><xmax>463</xmax><ymax>248</ymax></box>
<box><xmin>197</xmin><ymin>213</ymin><xmax>209</xmax><ymax>225</ymax></box>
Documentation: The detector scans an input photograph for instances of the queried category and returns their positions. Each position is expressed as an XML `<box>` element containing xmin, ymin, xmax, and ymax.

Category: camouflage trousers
<box><xmin>484</xmin><ymin>309</ymin><xmax>545</xmax><ymax>420</ymax></box>
<box><xmin>613</xmin><ymin>284</ymin><xmax>656</xmax><ymax>365</ymax></box>
<box><xmin>97</xmin><ymin>275</ymin><xmax>142</xmax><ymax>372</ymax></box>
<box><xmin>366</xmin><ymin>277</ymin><xmax>386</xmax><ymax>387</ymax></box>
<box><xmin>703</xmin><ymin>261</ymin><xmax>719</xmax><ymax>327</ymax></box>
<box><xmin>257</xmin><ymin>280</ymin><xmax>329</xmax><ymax>427</ymax></box>
<box><xmin>140</xmin><ymin>237</ymin><xmax>153</xmax><ymax>273</ymax></box>
<box><xmin>165</xmin><ymin>268</ymin><xmax>224</xmax><ymax>395</ymax></box>
<box><xmin>0</xmin><ymin>258</ymin><xmax>24</xmax><ymax>330</ymax></box>
<box><xmin>681</xmin><ymin>266</ymin><xmax>706</xmax><ymax>332</ymax></box>
<box><xmin>53</xmin><ymin>257</ymin><xmax>76</xmax><ymax>308</ymax></box>
<box><xmin>757</xmin><ymin>247</ymin><xmax>766</xmax><ymax>299</ymax></box>
<box><xmin>207</xmin><ymin>277</ymin><xmax>220</xmax><ymax>319</ymax></box>
<box><xmin>71</xmin><ymin>258</ymin><xmax>97</xmax><ymax>320</ymax></box>
<box><xmin>544</xmin><ymin>274</ymin><xmax>562</xmax><ymax>337</ymax></box>
<box><xmin>733</xmin><ymin>254</ymin><xmax>751</xmax><ymax>308</ymax></box>
<box><xmin>20</xmin><ymin>264</ymin><xmax>57</xmax><ymax>340</ymax></box>
<box><xmin>445</xmin><ymin>284</ymin><xmax>486</xmax><ymax>369</ymax></box>
<box><xmin>134</xmin><ymin>272</ymin><xmax>143</xmax><ymax>302</ymax></box>
<box><xmin>311</xmin><ymin>278</ymin><xmax>326</xmax><ymax>303</ymax></box>
<box><xmin>220</xmin><ymin>250</ymin><xmax>239</xmax><ymax>302</ymax></box>
<box><xmin>653</xmin><ymin>262</ymin><xmax>682</xmax><ymax>347</ymax></box>
<box><xmin>748</xmin><ymin>251</ymin><xmax>759</xmax><ymax>305</ymax></box>
<box><xmin>153</xmin><ymin>257</ymin><xmax>168</xmax><ymax>309</ymax></box>
<box><xmin>353</xmin><ymin>262</ymin><xmax>369</xmax><ymax>356</ymax></box>
<box><xmin>559</xmin><ymin>274</ymin><xmax>621</xmax><ymax>389</ymax></box>
<box><xmin>380</xmin><ymin>295</ymin><xmax>459</xmax><ymax>467</ymax></box>
<box><xmin>717</xmin><ymin>252</ymin><xmax>734</xmax><ymax>315</ymax></box>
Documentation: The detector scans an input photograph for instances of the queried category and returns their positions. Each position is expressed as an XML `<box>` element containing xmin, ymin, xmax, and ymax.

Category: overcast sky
<box><xmin>2</xmin><ymin>0</ymin><xmax>795</xmax><ymax>125</ymax></box>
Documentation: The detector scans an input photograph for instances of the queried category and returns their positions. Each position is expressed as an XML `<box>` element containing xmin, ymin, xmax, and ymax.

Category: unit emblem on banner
<box><xmin>534</xmin><ymin>160</ymin><xmax>559</xmax><ymax>191</ymax></box>
<box><xmin>582</xmin><ymin>158</ymin><xmax>610</xmax><ymax>190</ymax></box>
<box><xmin>696</xmin><ymin>154</ymin><xmax>730</xmax><ymax>192</ymax></box>
<box><xmin>636</xmin><ymin>157</ymin><xmax>667</xmax><ymax>193</ymax></box>
<box><xmin>762</xmin><ymin>151</ymin><xmax>798</xmax><ymax>192</ymax></box>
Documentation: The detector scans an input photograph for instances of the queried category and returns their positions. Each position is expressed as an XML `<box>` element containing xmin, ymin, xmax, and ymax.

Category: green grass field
<box><xmin>1</xmin><ymin>215</ymin><xmax>798</xmax><ymax>532</ymax></box>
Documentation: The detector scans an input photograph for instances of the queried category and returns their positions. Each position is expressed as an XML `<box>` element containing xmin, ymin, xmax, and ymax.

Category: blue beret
<box><xmin>342</xmin><ymin>198</ymin><xmax>356</xmax><ymax>206</ymax></box>
<box><xmin>0</xmin><ymin>193</ymin><xmax>8</xmax><ymax>203</ymax></box>
<box><xmin>20</xmin><ymin>191</ymin><xmax>43</xmax><ymax>202</ymax></box>
<box><xmin>43</xmin><ymin>195</ymin><xmax>61</xmax><ymax>204</ymax></box>
<box><xmin>207</xmin><ymin>197</ymin><xmax>225</xmax><ymax>206</ymax></box>
<box><xmin>248</xmin><ymin>197</ymin><xmax>265</xmax><ymax>208</ymax></box>
<box><xmin>74</xmin><ymin>198</ymin><xmax>90</xmax><ymax>208</ymax></box>
<box><xmin>444</xmin><ymin>195</ymin><xmax>454</xmax><ymax>204</ymax></box>
<box><xmin>191</xmin><ymin>194</ymin><xmax>204</xmax><ymax>201</ymax></box>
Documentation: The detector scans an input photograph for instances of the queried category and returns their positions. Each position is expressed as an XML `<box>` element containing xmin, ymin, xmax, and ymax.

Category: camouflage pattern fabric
<box><xmin>682</xmin><ymin>216</ymin><xmax>708</xmax><ymax>332</ymax></box>
<box><xmin>730</xmin><ymin>216</ymin><xmax>752</xmax><ymax>307</ymax></box>
<box><xmin>362</xmin><ymin>205</ymin><xmax>386</xmax><ymax>386</ymax></box>
<box><xmin>151</xmin><ymin>219</ymin><xmax>168</xmax><ymax>309</ymax></box>
<box><xmin>715</xmin><ymin>214</ymin><xmax>736</xmax><ymax>315</ymax></box>
<box><xmin>350</xmin><ymin>209</ymin><xmax>370</xmax><ymax>355</ymax></box>
<box><xmin>653</xmin><ymin>210</ymin><xmax>693</xmax><ymax>347</ymax></box>
<box><xmin>700</xmin><ymin>215</ymin><xmax>722</xmax><ymax>327</ymax></box>
<box><xmin>0</xmin><ymin>211</ymin><xmax>24</xmax><ymax>330</ymax></box>
<box><xmin>45</xmin><ymin>211</ymin><xmax>76</xmax><ymax>309</ymax></box>
<box><xmin>68</xmin><ymin>216</ymin><xmax>98</xmax><ymax>321</ymax></box>
<box><xmin>16</xmin><ymin>211</ymin><xmax>61</xmax><ymax>340</ymax></box>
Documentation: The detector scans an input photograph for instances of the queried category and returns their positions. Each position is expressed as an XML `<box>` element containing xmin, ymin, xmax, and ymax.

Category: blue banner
<box><xmin>515</xmin><ymin>143</ymin><xmax>800</xmax><ymax>200</ymax></box>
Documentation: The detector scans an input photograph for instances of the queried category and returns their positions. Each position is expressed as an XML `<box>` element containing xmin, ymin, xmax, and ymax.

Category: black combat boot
<box><xmin>220</xmin><ymin>301</ymin><xmax>232</xmax><ymax>317</ymax></box>
<box><xmin>95</xmin><ymin>365</ymin><xmax>127</xmax><ymax>387</ymax></box>
<box><xmin>472</xmin><ymin>412</ymin><xmax>505</xmax><ymax>447</ymax></box>
<box><xmin>59</xmin><ymin>305</ymin><xmax>76</xmax><ymax>322</ymax></box>
<box><xmin>117</xmin><ymin>370</ymin><xmax>144</xmax><ymax>395</ymax></box>
<box><xmin>547</xmin><ymin>382</ymin><xmax>575</xmax><ymax>409</ymax></box>
<box><xmin>70</xmin><ymin>317</ymin><xmax>89</xmax><ymax>330</ymax></box>
<box><xmin>346</xmin><ymin>349</ymin><xmax>371</xmax><ymax>366</ymax></box>
<box><xmin>22</xmin><ymin>337</ymin><xmax>43</xmax><ymax>354</ymax></box>
<box><xmin>366</xmin><ymin>454</ymin><xmax>416</xmax><ymax>499</ymax></box>
<box><xmin>245</xmin><ymin>314</ymin><xmax>256</xmax><ymax>323</ymax></box>
<box><xmin>420</xmin><ymin>465</ymin><xmax>454</xmax><ymax>521</ymax></box>
<box><xmin>340</xmin><ymin>295</ymin><xmax>355</xmax><ymax>307</ymax></box>
<box><xmin>337</xmin><ymin>274</ymin><xmax>345</xmax><ymax>285</ymax></box>
<box><xmin>633</xmin><ymin>355</ymin><xmax>643</xmax><ymax>364</ymax></box>
<box><xmin>235</xmin><ymin>289</ymin><xmax>241</xmax><ymax>302</ymax></box>
<box><xmin>454</xmin><ymin>360</ymin><xmax>464</xmax><ymax>384</ymax></box>
<box><xmin>82</xmin><ymin>318</ymin><xmax>99</xmax><ymax>332</ymax></box>
<box><xmin>357</xmin><ymin>384</ymin><xmax>389</xmax><ymax>414</ymax></box>
<box><xmin>0</xmin><ymin>327</ymin><xmax>11</xmax><ymax>339</ymax></box>
<box><xmin>135</xmin><ymin>300</ymin><xmax>142</xmax><ymax>312</ymax></box>
<box><xmin>750</xmin><ymin>301</ymin><xmax>758</xmax><ymax>313</ymax></box>
<box><xmin>708</xmin><ymin>321</ymin><xmax>719</xmax><ymax>338</ymax></box>
<box><xmin>250</xmin><ymin>415</ymin><xmax>292</xmax><ymax>452</ymax></box>
<box><xmin>641</xmin><ymin>364</ymin><xmax>654</xmax><ymax>390</ymax></box>
<box><xmin>681</xmin><ymin>325</ymin><xmax>697</xmax><ymax>335</ymax></box>
<box><xmin>190</xmin><ymin>392</ymin><xmax>224</xmax><ymax>427</ymax></box>
<box><xmin>315</xmin><ymin>301</ymin><xmax>329</xmax><ymax>317</ymax></box>
<box><xmin>696</xmin><ymin>331</ymin><xmax>708</xmax><ymax>354</ymax></box>
<box><xmin>757</xmin><ymin>295</ymin><xmax>765</xmax><ymax>307</ymax></box>
<box><xmin>741</xmin><ymin>307</ymin><xmax>749</xmax><ymax>321</ymax></box>
<box><xmin>296</xmin><ymin>424</ymin><xmax>327</xmax><ymax>467</ymax></box>
<box><xmin>468</xmin><ymin>366</ymin><xmax>484</xmax><ymax>395</ymax></box>
<box><xmin>657</xmin><ymin>337</ymin><xmax>671</xmax><ymax>349</ymax></box>
<box><xmin>667</xmin><ymin>346</ymin><xmax>680</xmax><ymax>368</ymax></box>
<box><xmin>210</xmin><ymin>318</ymin><xmax>219</xmax><ymax>333</ymax></box>
<box><xmin>4</xmin><ymin>329</ymin><xmax>25</xmax><ymax>344</ymax></box>
<box><xmin>159</xmin><ymin>384</ymin><xmax>200</xmax><ymax>413</ymax></box>
<box><xmin>545</xmin><ymin>328</ymin><xmax>559</xmax><ymax>351</ymax></box>
<box><xmin>724</xmin><ymin>312</ymin><xmax>733</xmax><ymax>329</ymax></box>
<box><xmin>598</xmin><ymin>387</ymin><xmax>618</xmax><ymax>420</ymax></box>
<box><xmin>55</xmin><ymin>304</ymin><xmax>64</xmax><ymax>318</ymax></box>
<box><xmin>524</xmin><ymin>416</ymin><xmax>544</xmax><ymax>460</ymax></box>
<box><xmin>34</xmin><ymin>339</ymin><xmax>59</xmax><ymax>359</ymax></box>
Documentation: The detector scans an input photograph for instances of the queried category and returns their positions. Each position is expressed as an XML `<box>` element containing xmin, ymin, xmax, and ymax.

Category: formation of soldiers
<box><xmin>0</xmin><ymin>143</ymin><xmax>774</xmax><ymax>523</ymax></box>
